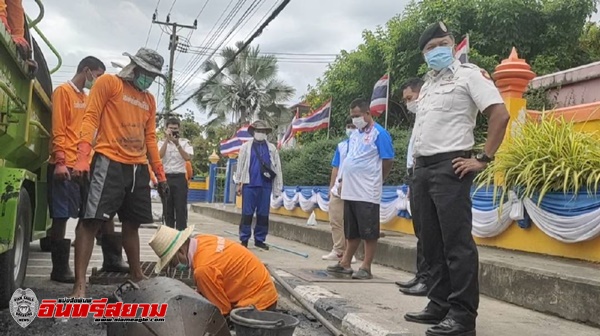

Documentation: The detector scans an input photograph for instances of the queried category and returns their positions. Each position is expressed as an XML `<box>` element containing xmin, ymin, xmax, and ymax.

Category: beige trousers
<box><xmin>328</xmin><ymin>193</ymin><xmax>345</xmax><ymax>254</ymax></box>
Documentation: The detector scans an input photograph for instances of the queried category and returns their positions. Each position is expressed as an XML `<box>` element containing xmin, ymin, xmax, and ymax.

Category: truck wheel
<box><xmin>0</xmin><ymin>188</ymin><xmax>32</xmax><ymax>309</ymax></box>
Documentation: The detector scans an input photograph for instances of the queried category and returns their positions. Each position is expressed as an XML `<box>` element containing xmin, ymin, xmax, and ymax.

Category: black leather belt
<box><xmin>415</xmin><ymin>151</ymin><xmax>472</xmax><ymax>168</ymax></box>
<box><xmin>166</xmin><ymin>173</ymin><xmax>186</xmax><ymax>177</ymax></box>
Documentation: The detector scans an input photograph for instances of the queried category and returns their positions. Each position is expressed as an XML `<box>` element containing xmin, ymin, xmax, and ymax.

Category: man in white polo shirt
<box><xmin>327</xmin><ymin>98</ymin><xmax>395</xmax><ymax>280</ymax></box>
<box><xmin>159</xmin><ymin>117</ymin><xmax>194</xmax><ymax>231</ymax></box>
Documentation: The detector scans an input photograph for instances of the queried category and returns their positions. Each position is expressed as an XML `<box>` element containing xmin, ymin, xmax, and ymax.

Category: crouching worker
<box><xmin>149</xmin><ymin>225</ymin><xmax>278</xmax><ymax>317</ymax></box>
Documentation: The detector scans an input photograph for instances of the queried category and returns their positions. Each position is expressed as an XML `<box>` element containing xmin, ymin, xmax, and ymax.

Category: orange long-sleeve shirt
<box><xmin>50</xmin><ymin>82</ymin><xmax>87</xmax><ymax>167</ymax></box>
<box><xmin>79</xmin><ymin>74</ymin><xmax>161</xmax><ymax>168</ymax></box>
<box><xmin>191</xmin><ymin>235</ymin><xmax>278</xmax><ymax>316</ymax></box>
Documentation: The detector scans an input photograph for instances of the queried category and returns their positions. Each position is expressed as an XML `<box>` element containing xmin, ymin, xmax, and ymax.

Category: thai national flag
<box><xmin>234</xmin><ymin>125</ymin><xmax>252</xmax><ymax>141</ymax></box>
<box><xmin>369</xmin><ymin>74</ymin><xmax>389</xmax><ymax>117</ymax></box>
<box><xmin>278</xmin><ymin>118</ymin><xmax>296</xmax><ymax>149</ymax></box>
<box><xmin>219</xmin><ymin>137</ymin><xmax>243</xmax><ymax>155</ymax></box>
<box><xmin>291</xmin><ymin>100</ymin><xmax>331</xmax><ymax>132</ymax></box>
<box><xmin>456</xmin><ymin>35</ymin><xmax>469</xmax><ymax>63</ymax></box>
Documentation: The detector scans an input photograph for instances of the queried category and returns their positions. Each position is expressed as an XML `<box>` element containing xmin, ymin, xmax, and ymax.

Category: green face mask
<box><xmin>134</xmin><ymin>74</ymin><xmax>155</xmax><ymax>91</ymax></box>
<box><xmin>85</xmin><ymin>70</ymin><xmax>96</xmax><ymax>90</ymax></box>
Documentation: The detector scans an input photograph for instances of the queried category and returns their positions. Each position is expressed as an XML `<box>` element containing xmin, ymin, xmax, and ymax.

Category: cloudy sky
<box><xmin>25</xmin><ymin>0</ymin><xmax>407</xmax><ymax>124</ymax></box>
<box><xmin>27</xmin><ymin>1</ymin><xmax>600</xmax><ymax>125</ymax></box>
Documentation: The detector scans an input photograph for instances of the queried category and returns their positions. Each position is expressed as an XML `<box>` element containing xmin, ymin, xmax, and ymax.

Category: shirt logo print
<box><xmin>74</xmin><ymin>102</ymin><xmax>86</xmax><ymax>109</ymax></box>
<box><xmin>122</xmin><ymin>95</ymin><xmax>150</xmax><ymax>111</ymax></box>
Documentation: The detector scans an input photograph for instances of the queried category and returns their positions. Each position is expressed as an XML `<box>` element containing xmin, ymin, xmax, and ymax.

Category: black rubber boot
<box><xmin>50</xmin><ymin>239</ymin><xmax>75</xmax><ymax>283</ymax></box>
<box><xmin>99</xmin><ymin>233</ymin><xmax>130</xmax><ymax>273</ymax></box>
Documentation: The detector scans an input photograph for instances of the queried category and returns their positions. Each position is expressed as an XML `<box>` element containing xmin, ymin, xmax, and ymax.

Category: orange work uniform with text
<box><xmin>50</xmin><ymin>82</ymin><xmax>87</xmax><ymax>167</ymax></box>
<box><xmin>191</xmin><ymin>235</ymin><xmax>278</xmax><ymax>316</ymax></box>
<box><xmin>79</xmin><ymin>74</ymin><xmax>162</xmax><ymax>170</ymax></box>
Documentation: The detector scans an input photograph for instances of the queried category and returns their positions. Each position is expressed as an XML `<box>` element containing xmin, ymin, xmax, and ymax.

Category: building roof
<box><xmin>529</xmin><ymin>60</ymin><xmax>600</xmax><ymax>90</ymax></box>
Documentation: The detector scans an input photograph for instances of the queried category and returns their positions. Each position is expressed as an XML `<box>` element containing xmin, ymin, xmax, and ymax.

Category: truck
<box><xmin>0</xmin><ymin>0</ymin><xmax>60</xmax><ymax>308</ymax></box>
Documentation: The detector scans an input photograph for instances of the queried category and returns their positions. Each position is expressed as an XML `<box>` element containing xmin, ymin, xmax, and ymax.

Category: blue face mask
<box><xmin>425</xmin><ymin>46</ymin><xmax>454</xmax><ymax>71</ymax></box>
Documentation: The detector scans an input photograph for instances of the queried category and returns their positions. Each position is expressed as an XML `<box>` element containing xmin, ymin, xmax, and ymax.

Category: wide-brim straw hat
<box><xmin>248</xmin><ymin>120</ymin><xmax>272</xmax><ymax>135</ymax></box>
<box><xmin>123</xmin><ymin>48</ymin><xmax>167</xmax><ymax>80</ymax></box>
<box><xmin>149</xmin><ymin>224</ymin><xmax>196</xmax><ymax>274</ymax></box>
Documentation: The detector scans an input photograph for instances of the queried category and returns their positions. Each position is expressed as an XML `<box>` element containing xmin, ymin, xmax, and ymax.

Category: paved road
<box><xmin>1</xmin><ymin>205</ymin><xmax>599</xmax><ymax>336</ymax></box>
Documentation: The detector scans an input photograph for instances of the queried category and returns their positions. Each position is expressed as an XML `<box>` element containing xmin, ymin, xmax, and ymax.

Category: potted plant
<box><xmin>475</xmin><ymin>112</ymin><xmax>600</xmax><ymax>209</ymax></box>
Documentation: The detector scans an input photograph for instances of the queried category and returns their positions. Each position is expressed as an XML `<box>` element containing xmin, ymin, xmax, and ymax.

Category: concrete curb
<box><xmin>192</xmin><ymin>204</ymin><xmax>600</xmax><ymax>327</ymax></box>
<box><xmin>271</xmin><ymin>269</ymin><xmax>413</xmax><ymax>336</ymax></box>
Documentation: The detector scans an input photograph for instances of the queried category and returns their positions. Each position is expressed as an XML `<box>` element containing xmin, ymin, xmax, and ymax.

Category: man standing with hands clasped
<box><xmin>159</xmin><ymin>117</ymin><xmax>194</xmax><ymax>231</ymax></box>
<box><xmin>403</xmin><ymin>22</ymin><xmax>509</xmax><ymax>336</ymax></box>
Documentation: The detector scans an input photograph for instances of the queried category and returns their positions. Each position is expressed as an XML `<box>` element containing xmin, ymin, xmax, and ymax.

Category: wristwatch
<box><xmin>475</xmin><ymin>153</ymin><xmax>494</xmax><ymax>163</ymax></box>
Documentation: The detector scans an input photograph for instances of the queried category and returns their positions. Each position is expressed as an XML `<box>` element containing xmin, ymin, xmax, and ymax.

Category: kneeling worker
<box><xmin>149</xmin><ymin>225</ymin><xmax>278</xmax><ymax>316</ymax></box>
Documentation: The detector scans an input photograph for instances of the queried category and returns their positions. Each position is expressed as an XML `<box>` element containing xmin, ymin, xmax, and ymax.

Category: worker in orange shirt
<box><xmin>48</xmin><ymin>56</ymin><xmax>130</xmax><ymax>284</ymax></box>
<box><xmin>0</xmin><ymin>0</ymin><xmax>30</xmax><ymax>56</ymax></box>
<box><xmin>149</xmin><ymin>225</ymin><xmax>278</xmax><ymax>317</ymax></box>
<box><xmin>71</xmin><ymin>48</ymin><xmax>169</xmax><ymax>298</ymax></box>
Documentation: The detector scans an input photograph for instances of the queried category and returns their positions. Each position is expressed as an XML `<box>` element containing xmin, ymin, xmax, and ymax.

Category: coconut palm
<box><xmin>194</xmin><ymin>41</ymin><xmax>295</xmax><ymax>128</ymax></box>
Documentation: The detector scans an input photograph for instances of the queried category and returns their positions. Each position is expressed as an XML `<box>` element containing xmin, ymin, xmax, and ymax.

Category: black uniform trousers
<box><xmin>408</xmin><ymin>169</ymin><xmax>431</xmax><ymax>282</ymax></box>
<box><xmin>411</xmin><ymin>151</ymin><xmax>479</xmax><ymax>328</ymax></box>
<box><xmin>165</xmin><ymin>173</ymin><xmax>189</xmax><ymax>231</ymax></box>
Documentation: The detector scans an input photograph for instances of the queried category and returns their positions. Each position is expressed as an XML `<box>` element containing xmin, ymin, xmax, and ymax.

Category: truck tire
<box><xmin>0</xmin><ymin>188</ymin><xmax>33</xmax><ymax>309</ymax></box>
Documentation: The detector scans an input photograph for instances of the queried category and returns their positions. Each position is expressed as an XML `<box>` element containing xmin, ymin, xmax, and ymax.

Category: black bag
<box><xmin>253</xmin><ymin>144</ymin><xmax>277</xmax><ymax>181</ymax></box>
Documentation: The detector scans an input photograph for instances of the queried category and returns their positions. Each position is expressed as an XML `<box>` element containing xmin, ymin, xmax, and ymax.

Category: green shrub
<box><xmin>280</xmin><ymin>127</ymin><xmax>412</xmax><ymax>186</ymax></box>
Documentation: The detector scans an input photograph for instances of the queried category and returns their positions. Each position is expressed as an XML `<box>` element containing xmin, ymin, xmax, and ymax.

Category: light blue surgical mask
<box><xmin>425</xmin><ymin>46</ymin><xmax>454</xmax><ymax>71</ymax></box>
<box><xmin>345</xmin><ymin>128</ymin><xmax>356</xmax><ymax>137</ymax></box>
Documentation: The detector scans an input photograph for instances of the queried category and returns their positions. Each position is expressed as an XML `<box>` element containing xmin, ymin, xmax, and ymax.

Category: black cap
<box><xmin>419</xmin><ymin>21</ymin><xmax>452</xmax><ymax>51</ymax></box>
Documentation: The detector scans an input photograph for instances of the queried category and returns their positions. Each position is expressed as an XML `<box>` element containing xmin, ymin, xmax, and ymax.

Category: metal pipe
<box><xmin>223</xmin><ymin>230</ymin><xmax>308</xmax><ymax>258</ymax></box>
<box><xmin>26</xmin><ymin>15</ymin><xmax>62</xmax><ymax>74</ymax></box>
<box><xmin>29</xmin><ymin>120</ymin><xmax>50</xmax><ymax>138</ymax></box>
<box><xmin>266</xmin><ymin>264</ymin><xmax>345</xmax><ymax>336</ymax></box>
<box><xmin>29</xmin><ymin>0</ymin><xmax>45</xmax><ymax>28</ymax></box>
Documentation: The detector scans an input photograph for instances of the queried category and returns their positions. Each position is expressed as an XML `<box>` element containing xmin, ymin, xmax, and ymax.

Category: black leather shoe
<box><xmin>404</xmin><ymin>308</ymin><xmax>446</xmax><ymax>325</ymax></box>
<box><xmin>241</xmin><ymin>241</ymin><xmax>248</xmax><ymax>248</ymax></box>
<box><xmin>399</xmin><ymin>282</ymin><xmax>428</xmax><ymax>296</ymax></box>
<box><xmin>426</xmin><ymin>318</ymin><xmax>476</xmax><ymax>336</ymax></box>
<box><xmin>255</xmin><ymin>242</ymin><xmax>270</xmax><ymax>250</ymax></box>
<box><xmin>395</xmin><ymin>276</ymin><xmax>420</xmax><ymax>288</ymax></box>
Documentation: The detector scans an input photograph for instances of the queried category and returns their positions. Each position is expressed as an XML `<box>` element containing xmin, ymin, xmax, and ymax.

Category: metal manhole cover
<box><xmin>282</xmin><ymin>268</ymin><xmax>395</xmax><ymax>284</ymax></box>
<box><xmin>89</xmin><ymin>261</ymin><xmax>195</xmax><ymax>286</ymax></box>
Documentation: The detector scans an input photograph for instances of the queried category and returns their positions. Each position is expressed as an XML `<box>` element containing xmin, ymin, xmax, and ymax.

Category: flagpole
<box><xmin>326</xmin><ymin>97</ymin><xmax>332</xmax><ymax>139</ymax></box>
<box><xmin>384</xmin><ymin>72</ymin><xmax>390</xmax><ymax>129</ymax></box>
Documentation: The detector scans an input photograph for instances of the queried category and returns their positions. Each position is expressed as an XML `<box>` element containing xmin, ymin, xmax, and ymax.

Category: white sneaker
<box><xmin>322</xmin><ymin>250</ymin><xmax>342</xmax><ymax>260</ymax></box>
<box><xmin>351</xmin><ymin>256</ymin><xmax>357</xmax><ymax>264</ymax></box>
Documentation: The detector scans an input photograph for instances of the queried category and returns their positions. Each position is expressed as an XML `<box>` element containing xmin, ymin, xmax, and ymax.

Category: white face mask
<box><xmin>253</xmin><ymin>133</ymin><xmax>267</xmax><ymax>141</ymax></box>
<box><xmin>407</xmin><ymin>101</ymin><xmax>418</xmax><ymax>114</ymax></box>
<box><xmin>352</xmin><ymin>116</ymin><xmax>368</xmax><ymax>130</ymax></box>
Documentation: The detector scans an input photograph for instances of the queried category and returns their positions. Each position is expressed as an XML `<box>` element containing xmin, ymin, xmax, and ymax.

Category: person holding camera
<box><xmin>234</xmin><ymin>120</ymin><xmax>283</xmax><ymax>250</ymax></box>
<box><xmin>159</xmin><ymin>117</ymin><xmax>194</xmax><ymax>231</ymax></box>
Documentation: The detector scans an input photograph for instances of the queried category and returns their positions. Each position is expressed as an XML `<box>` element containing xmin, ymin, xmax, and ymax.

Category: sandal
<box><xmin>326</xmin><ymin>262</ymin><xmax>353</xmax><ymax>275</ymax></box>
<box><xmin>352</xmin><ymin>268</ymin><xmax>373</xmax><ymax>280</ymax></box>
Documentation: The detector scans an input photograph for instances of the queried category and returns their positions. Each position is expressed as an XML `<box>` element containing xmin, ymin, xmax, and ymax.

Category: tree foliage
<box><xmin>194</xmin><ymin>41</ymin><xmax>296</xmax><ymax>128</ymax></box>
<box><xmin>301</xmin><ymin>0</ymin><xmax>600</xmax><ymax>141</ymax></box>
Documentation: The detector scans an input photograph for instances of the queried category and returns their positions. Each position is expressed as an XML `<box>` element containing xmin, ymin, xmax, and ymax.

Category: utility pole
<box><xmin>151</xmin><ymin>11</ymin><xmax>197</xmax><ymax>124</ymax></box>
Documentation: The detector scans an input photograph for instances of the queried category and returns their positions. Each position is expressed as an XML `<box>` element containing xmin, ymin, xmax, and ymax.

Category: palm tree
<box><xmin>194</xmin><ymin>41</ymin><xmax>295</xmax><ymax>128</ymax></box>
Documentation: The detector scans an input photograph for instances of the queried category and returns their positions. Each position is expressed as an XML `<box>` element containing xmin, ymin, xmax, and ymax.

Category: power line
<box><xmin>175</xmin><ymin>0</ymin><xmax>213</xmax><ymax>64</ymax></box>
<box><xmin>171</xmin><ymin>0</ymin><xmax>292</xmax><ymax>111</ymax></box>
<box><xmin>145</xmin><ymin>0</ymin><xmax>162</xmax><ymax>47</ymax></box>
<box><xmin>174</xmin><ymin>0</ymin><xmax>249</xmax><ymax>94</ymax></box>
<box><xmin>174</xmin><ymin>0</ymin><xmax>266</xmax><ymax>95</ymax></box>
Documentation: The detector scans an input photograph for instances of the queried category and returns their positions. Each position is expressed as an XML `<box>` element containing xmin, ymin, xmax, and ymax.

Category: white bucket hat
<box><xmin>149</xmin><ymin>224</ymin><xmax>196</xmax><ymax>274</ymax></box>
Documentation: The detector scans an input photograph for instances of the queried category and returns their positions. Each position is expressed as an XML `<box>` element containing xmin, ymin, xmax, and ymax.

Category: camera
<box><xmin>171</xmin><ymin>130</ymin><xmax>179</xmax><ymax>138</ymax></box>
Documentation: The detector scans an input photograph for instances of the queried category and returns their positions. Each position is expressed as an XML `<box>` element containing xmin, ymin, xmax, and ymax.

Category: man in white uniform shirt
<box><xmin>327</xmin><ymin>98</ymin><xmax>394</xmax><ymax>280</ymax></box>
<box><xmin>403</xmin><ymin>22</ymin><xmax>509</xmax><ymax>336</ymax></box>
<box><xmin>159</xmin><ymin>118</ymin><xmax>194</xmax><ymax>231</ymax></box>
